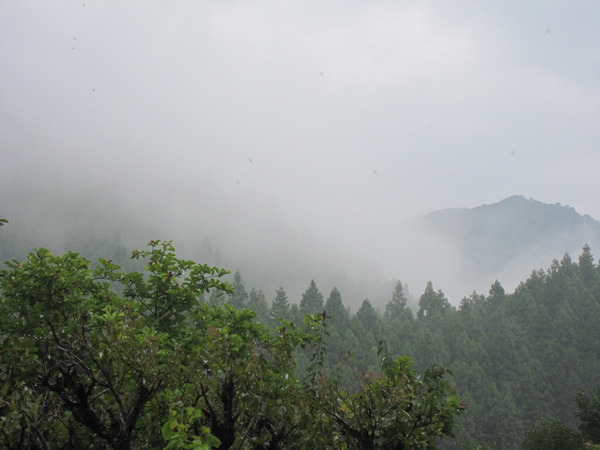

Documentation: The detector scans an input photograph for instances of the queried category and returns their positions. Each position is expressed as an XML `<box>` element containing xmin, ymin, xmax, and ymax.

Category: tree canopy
<box><xmin>0</xmin><ymin>238</ymin><xmax>463</xmax><ymax>449</ymax></box>
<box><xmin>3</xmin><ymin>216</ymin><xmax>600</xmax><ymax>449</ymax></box>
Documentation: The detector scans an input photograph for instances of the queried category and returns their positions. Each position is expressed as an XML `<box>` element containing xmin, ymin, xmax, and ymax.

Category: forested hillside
<box><xmin>223</xmin><ymin>245</ymin><xmax>600</xmax><ymax>448</ymax></box>
<box><xmin>2</xmin><ymin>215</ymin><xmax>600</xmax><ymax>448</ymax></box>
<box><xmin>4</xmin><ymin>0</ymin><xmax>600</xmax><ymax>447</ymax></box>
<box><xmin>0</xmin><ymin>225</ymin><xmax>462</xmax><ymax>449</ymax></box>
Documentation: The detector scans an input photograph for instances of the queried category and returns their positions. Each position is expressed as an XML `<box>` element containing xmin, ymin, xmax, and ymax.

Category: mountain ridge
<box><xmin>395</xmin><ymin>195</ymin><xmax>600</xmax><ymax>301</ymax></box>
<box><xmin>3</xmin><ymin>189</ymin><xmax>598</xmax><ymax>308</ymax></box>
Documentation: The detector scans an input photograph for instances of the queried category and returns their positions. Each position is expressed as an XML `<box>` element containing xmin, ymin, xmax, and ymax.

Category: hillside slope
<box><xmin>396</xmin><ymin>195</ymin><xmax>600</xmax><ymax>301</ymax></box>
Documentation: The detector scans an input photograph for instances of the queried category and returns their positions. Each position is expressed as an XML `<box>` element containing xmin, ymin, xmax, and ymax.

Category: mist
<box><xmin>2</xmin><ymin>1</ymin><xmax>600</xmax><ymax>307</ymax></box>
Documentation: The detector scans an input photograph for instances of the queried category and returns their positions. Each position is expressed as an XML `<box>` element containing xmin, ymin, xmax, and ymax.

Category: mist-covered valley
<box><xmin>3</xmin><ymin>174</ymin><xmax>600</xmax><ymax>312</ymax></box>
<box><xmin>3</xmin><ymin>181</ymin><xmax>600</xmax><ymax>449</ymax></box>
<box><xmin>2</xmin><ymin>2</ymin><xmax>600</xmax><ymax>448</ymax></box>
<box><xmin>2</xmin><ymin>1</ymin><xmax>600</xmax><ymax>309</ymax></box>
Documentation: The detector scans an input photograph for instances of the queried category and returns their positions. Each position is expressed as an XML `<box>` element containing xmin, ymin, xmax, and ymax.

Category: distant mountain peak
<box><xmin>398</xmin><ymin>196</ymin><xmax>600</xmax><ymax>301</ymax></box>
<box><xmin>501</xmin><ymin>194</ymin><xmax>529</xmax><ymax>202</ymax></box>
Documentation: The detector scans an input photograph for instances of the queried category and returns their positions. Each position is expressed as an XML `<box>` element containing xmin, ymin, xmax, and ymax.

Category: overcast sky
<box><xmin>2</xmin><ymin>1</ymin><xmax>600</xmax><ymax>300</ymax></box>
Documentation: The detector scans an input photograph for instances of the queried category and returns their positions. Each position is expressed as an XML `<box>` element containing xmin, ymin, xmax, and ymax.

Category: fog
<box><xmin>2</xmin><ymin>1</ymin><xmax>600</xmax><ymax>307</ymax></box>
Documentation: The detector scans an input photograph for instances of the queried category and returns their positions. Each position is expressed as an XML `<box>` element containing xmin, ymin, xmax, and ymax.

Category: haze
<box><xmin>2</xmin><ymin>1</ymin><xmax>600</xmax><ymax>306</ymax></box>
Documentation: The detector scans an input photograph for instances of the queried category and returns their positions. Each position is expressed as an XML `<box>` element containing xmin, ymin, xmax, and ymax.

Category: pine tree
<box><xmin>384</xmin><ymin>281</ymin><xmax>412</xmax><ymax>321</ymax></box>
<box><xmin>417</xmin><ymin>281</ymin><xmax>451</xmax><ymax>319</ymax></box>
<box><xmin>270</xmin><ymin>287</ymin><xmax>291</xmax><ymax>326</ymax></box>
<box><xmin>228</xmin><ymin>271</ymin><xmax>248</xmax><ymax>309</ymax></box>
<box><xmin>299</xmin><ymin>280</ymin><xmax>324</xmax><ymax>316</ymax></box>
<box><xmin>488</xmin><ymin>280</ymin><xmax>506</xmax><ymax>303</ymax></box>
<box><xmin>248</xmin><ymin>288</ymin><xmax>269</xmax><ymax>323</ymax></box>
<box><xmin>578</xmin><ymin>244</ymin><xmax>595</xmax><ymax>287</ymax></box>
<box><xmin>324</xmin><ymin>287</ymin><xmax>348</xmax><ymax>325</ymax></box>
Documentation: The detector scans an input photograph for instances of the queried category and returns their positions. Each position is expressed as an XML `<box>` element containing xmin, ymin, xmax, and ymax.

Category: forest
<box><xmin>4</xmin><ymin>0</ymin><xmax>600</xmax><ymax>448</ymax></box>
<box><xmin>1</xmin><ymin>215</ymin><xmax>600</xmax><ymax>449</ymax></box>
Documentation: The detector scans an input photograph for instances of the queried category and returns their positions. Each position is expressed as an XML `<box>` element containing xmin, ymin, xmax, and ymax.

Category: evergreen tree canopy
<box><xmin>384</xmin><ymin>281</ymin><xmax>413</xmax><ymax>323</ymax></box>
<box><xmin>417</xmin><ymin>281</ymin><xmax>452</xmax><ymax>319</ymax></box>
<box><xmin>299</xmin><ymin>279</ymin><xmax>324</xmax><ymax>316</ymax></box>
<box><xmin>576</xmin><ymin>388</ymin><xmax>600</xmax><ymax>445</ymax></box>
<box><xmin>488</xmin><ymin>279</ymin><xmax>505</xmax><ymax>303</ymax></box>
<box><xmin>325</xmin><ymin>287</ymin><xmax>348</xmax><ymax>324</ymax></box>
<box><xmin>228</xmin><ymin>270</ymin><xmax>248</xmax><ymax>309</ymax></box>
<box><xmin>270</xmin><ymin>286</ymin><xmax>291</xmax><ymax>325</ymax></box>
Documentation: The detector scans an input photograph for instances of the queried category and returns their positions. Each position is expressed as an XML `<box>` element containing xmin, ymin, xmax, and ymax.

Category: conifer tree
<box><xmin>270</xmin><ymin>287</ymin><xmax>291</xmax><ymax>325</ymax></box>
<box><xmin>384</xmin><ymin>281</ymin><xmax>414</xmax><ymax>323</ymax></box>
<box><xmin>248</xmin><ymin>288</ymin><xmax>269</xmax><ymax>323</ymax></box>
<box><xmin>299</xmin><ymin>280</ymin><xmax>324</xmax><ymax>316</ymax></box>
<box><xmin>578</xmin><ymin>244</ymin><xmax>596</xmax><ymax>287</ymax></box>
<box><xmin>228</xmin><ymin>270</ymin><xmax>248</xmax><ymax>309</ymax></box>
<box><xmin>324</xmin><ymin>287</ymin><xmax>348</xmax><ymax>325</ymax></box>
<box><xmin>417</xmin><ymin>281</ymin><xmax>451</xmax><ymax>319</ymax></box>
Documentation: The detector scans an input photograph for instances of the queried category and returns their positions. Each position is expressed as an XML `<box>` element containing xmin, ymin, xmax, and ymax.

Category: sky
<box><xmin>1</xmin><ymin>1</ymin><xmax>600</xmax><ymax>304</ymax></box>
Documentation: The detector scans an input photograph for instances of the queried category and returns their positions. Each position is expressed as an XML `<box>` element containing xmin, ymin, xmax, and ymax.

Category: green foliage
<box><xmin>329</xmin><ymin>343</ymin><xmax>464</xmax><ymax>449</ymax></box>
<box><xmin>227</xmin><ymin>271</ymin><xmax>248</xmax><ymax>309</ymax></box>
<box><xmin>247</xmin><ymin>287</ymin><xmax>269</xmax><ymax>324</ymax></box>
<box><xmin>325</xmin><ymin>287</ymin><xmax>348</xmax><ymax>324</ymax></box>
<box><xmin>5</xmin><ymin>212</ymin><xmax>600</xmax><ymax>448</ymax></box>
<box><xmin>578</xmin><ymin>244</ymin><xmax>595</xmax><ymax>287</ymax></box>
<box><xmin>576</xmin><ymin>389</ymin><xmax>600</xmax><ymax>444</ymax></box>
<box><xmin>523</xmin><ymin>419</ymin><xmax>585</xmax><ymax>450</ymax></box>
<box><xmin>241</xmin><ymin>244</ymin><xmax>599</xmax><ymax>449</ymax></box>
<box><xmin>162</xmin><ymin>408</ymin><xmax>221</xmax><ymax>449</ymax></box>
<box><xmin>299</xmin><ymin>279</ymin><xmax>324</xmax><ymax>316</ymax></box>
<box><xmin>355</xmin><ymin>299</ymin><xmax>380</xmax><ymax>336</ymax></box>
<box><xmin>384</xmin><ymin>281</ymin><xmax>411</xmax><ymax>320</ymax></box>
<box><xmin>270</xmin><ymin>287</ymin><xmax>291</xmax><ymax>326</ymax></box>
<box><xmin>417</xmin><ymin>282</ymin><xmax>452</xmax><ymax>320</ymax></box>
<box><xmin>487</xmin><ymin>280</ymin><xmax>505</xmax><ymax>303</ymax></box>
<box><xmin>0</xmin><ymin>240</ymin><xmax>233</xmax><ymax>448</ymax></box>
<box><xmin>521</xmin><ymin>388</ymin><xmax>600</xmax><ymax>450</ymax></box>
<box><xmin>0</xmin><ymin>238</ymin><xmax>464</xmax><ymax>449</ymax></box>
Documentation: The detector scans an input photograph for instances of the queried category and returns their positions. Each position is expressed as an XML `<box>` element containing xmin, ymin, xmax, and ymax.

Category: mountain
<box><xmin>3</xmin><ymin>187</ymin><xmax>599</xmax><ymax>308</ymax></box>
<box><xmin>424</xmin><ymin>195</ymin><xmax>600</xmax><ymax>273</ymax></box>
<box><xmin>395</xmin><ymin>195</ymin><xmax>600</xmax><ymax>302</ymax></box>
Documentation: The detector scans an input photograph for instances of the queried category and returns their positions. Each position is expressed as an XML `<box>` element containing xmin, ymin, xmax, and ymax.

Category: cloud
<box><xmin>1</xmin><ymin>1</ymin><xmax>599</xmax><ymax>305</ymax></box>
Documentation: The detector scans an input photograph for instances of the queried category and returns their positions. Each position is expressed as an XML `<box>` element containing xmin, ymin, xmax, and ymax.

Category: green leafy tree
<box><xmin>328</xmin><ymin>344</ymin><xmax>465</xmax><ymax>449</ymax></box>
<box><xmin>0</xmin><ymin>228</ymin><xmax>468</xmax><ymax>449</ymax></box>
<box><xmin>163</xmin><ymin>308</ymin><xmax>332</xmax><ymax>449</ymax></box>
<box><xmin>0</xmin><ymin>240</ymin><xmax>232</xmax><ymax>448</ymax></box>
<box><xmin>0</xmin><ymin>240</ymin><xmax>377</xmax><ymax>449</ymax></box>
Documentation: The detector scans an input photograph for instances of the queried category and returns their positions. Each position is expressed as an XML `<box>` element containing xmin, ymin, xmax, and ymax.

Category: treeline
<box><xmin>0</xmin><ymin>235</ymin><xmax>463</xmax><ymax>449</ymax></box>
<box><xmin>1</xmin><ymin>217</ymin><xmax>600</xmax><ymax>448</ymax></box>
<box><xmin>212</xmin><ymin>246</ymin><xmax>600</xmax><ymax>449</ymax></box>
